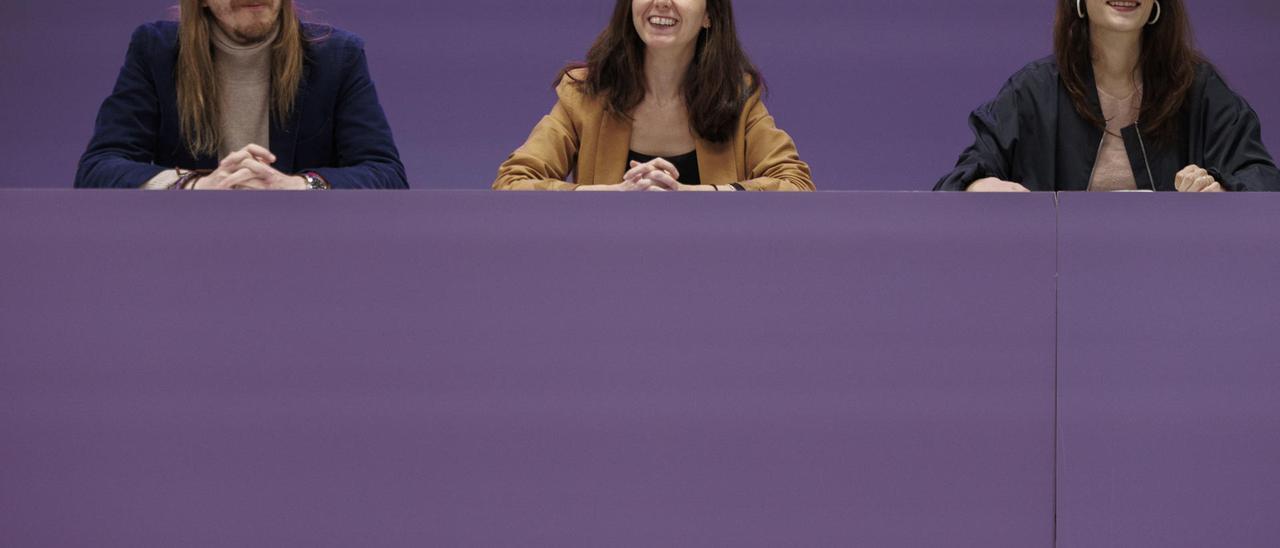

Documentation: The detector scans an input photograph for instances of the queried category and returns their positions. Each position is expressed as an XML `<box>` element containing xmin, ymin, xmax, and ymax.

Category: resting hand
<box><xmin>623</xmin><ymin>158</ymin><xmax>683</xmax><ymax>191</ymax></box>
<box><xmin>1174</xmin><ymin>165</ymin><xmax>1225</xmax><ymax>193</ymax></box>
<box><xmin>192</xmin><ymin>144</ymin><xmax>307</xmax><ymax>191</ymax></box>
<box><xmin>576</xmin><ymin>179</ymin><xmax>669</xmax><ymax>192</ymax></box>
<box><xmin>576</xmin><ymin>158</ymin><xmax>683</xmax><ymax>191</ymax></box>
<box><xmin>966</xmin><ymin>178</ymin><xmax>1031</xmax><ymax>192</ymax></box>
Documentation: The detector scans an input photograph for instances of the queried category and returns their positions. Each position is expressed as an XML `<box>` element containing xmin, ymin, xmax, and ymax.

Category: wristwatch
<box><xmin>300</xmin><ymin>172</ymin><xmax>331</xmax><ymax>190</ymax></box>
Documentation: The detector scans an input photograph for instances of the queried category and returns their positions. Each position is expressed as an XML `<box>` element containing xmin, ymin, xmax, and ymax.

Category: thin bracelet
<box><xmin>178</xmin><ymin>172</ymin><xmax>201</xmax><ymax>190</ymax></box>
<box><xmin>170</xmin><ymin>169</ymin><xmax>195</xmax><ymax>190</ymax></box>
<box><xmin>730</xmin><ymin>183</ymin><xmax>746</xmax><ymax>191</ymax></box>
<box><xmin>174</xmin><ymin>169</ymin><xmax>211</xmax><ymax>190</ymax></box>
<box><xmin>712</xmin><ymin>184</ymin><xmax>720</xmax><ymax>192</ymax></box>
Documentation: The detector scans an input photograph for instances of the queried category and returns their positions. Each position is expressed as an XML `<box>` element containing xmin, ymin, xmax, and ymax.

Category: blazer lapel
<box><xmin>696</xmin><ymin>137</ymin><xmax>738</xmax><ymax>185</ymax></box>
<box><xmin>270</xmin><ymin>76</ymin><xmax>307</xmax><ymax>173</ymax></box>
<box><xmin>594</xmin><ymin>112</ymin><xmax>631</xmax><ymax>185</ymax></box>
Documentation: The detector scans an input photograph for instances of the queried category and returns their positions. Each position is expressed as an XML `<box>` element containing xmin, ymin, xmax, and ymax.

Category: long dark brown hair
<box><xmin>177</xmin><ymin>0</ymin><xmax>307</xmax><ymax>157</ymax></box>
<box><xmin>558</xmin><ymin>0</ymin><xmax>763</xmax><ymax>143</ymax></box>
<box><xmin>1054</xmin><ymin>0</ymin><xmax>1203</xmax><ymax>142</ymax></box>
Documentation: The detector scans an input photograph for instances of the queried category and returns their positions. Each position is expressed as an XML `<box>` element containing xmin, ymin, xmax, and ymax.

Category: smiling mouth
<box><xmin>648</xmin><ymin>16</ymin><xmax>678</xmax><ymax>28</ymax></box>
<box><xmin>1106</xmin><ymin>1</ymin><xmax>1142</xmax><ymax>12</ymax></box>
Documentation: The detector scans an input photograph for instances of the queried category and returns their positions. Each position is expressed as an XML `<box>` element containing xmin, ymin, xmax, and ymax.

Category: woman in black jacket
<box><xmin>936</xmin><ymin>0</ymin><xmax>1279</xmax><ymax>192</ymax></box>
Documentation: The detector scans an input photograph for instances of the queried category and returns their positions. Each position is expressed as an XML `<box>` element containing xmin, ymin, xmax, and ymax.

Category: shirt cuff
<box><xmin>141</xmin><ymin>169</ymin><xmax>182</xmax><ymax>190</ymax></box>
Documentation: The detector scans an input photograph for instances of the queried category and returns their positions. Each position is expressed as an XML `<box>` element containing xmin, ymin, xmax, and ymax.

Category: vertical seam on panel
<box><xmin>1052</xmin><ymin>192</ymin><xmax>1061</xmax><ymax>548</ymax></box>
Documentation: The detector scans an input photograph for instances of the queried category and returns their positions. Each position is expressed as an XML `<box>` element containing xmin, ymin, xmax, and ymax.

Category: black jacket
<box><xmin>76</xmin><ymin>22</ymin><xmax>408</xmax><ymax>189</ymax></box>
<box><xmin>935</xmin><ymin>57</ymin><xmax>1280</xmax><ymax>192</ymax></box>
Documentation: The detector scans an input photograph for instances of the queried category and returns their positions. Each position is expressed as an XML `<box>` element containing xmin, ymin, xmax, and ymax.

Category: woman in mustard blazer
<box><xmin>494</xmin><ymin>0</ymin><xmax>813</xmax><ymax>192</ymax></box>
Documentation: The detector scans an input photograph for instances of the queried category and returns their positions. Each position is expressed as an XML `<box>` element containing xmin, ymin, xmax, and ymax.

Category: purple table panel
<box><xmin>0</xmin><ymin>191</ymin><xmax>1056</xmax><ymax>547</ymax></box>
<box><xmin>1057</xmin><ymin>193</ymin><xmax>1280</xmax><ymax>548</ymax></box>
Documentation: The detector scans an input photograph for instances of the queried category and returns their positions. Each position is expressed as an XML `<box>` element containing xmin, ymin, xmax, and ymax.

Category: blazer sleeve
<box><xmin>75</xmin><ymin>25</ymin><xmax>169</xmax><ymax>189</ymax></box>
<box><xmin>492</xmin><ymin>81</ymin><xmax>581</xmax><ymax>191</ymax></box>
<box><xmin>934</xmin><ymin>80</ymin><xmax>1022</xmax><ymax>191</ymax></box>
<box><xmin>307</xmin><ymin>45</ymin><xmax>408</xmax><ymax>189</ymax></box>
<box><xmin>738</xmin><ymin>91</ymin><xmax>815</xmax><ymax>192</ymax></box>
<box><xmin>1200</xmin><ymin>71</ymin><xmax>1280</xmax><ymax>192</ymax></box>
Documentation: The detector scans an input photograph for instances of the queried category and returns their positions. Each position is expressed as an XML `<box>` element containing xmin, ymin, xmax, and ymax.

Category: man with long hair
<box><xmin>76</xmin><ymin>0</ymin><xmax>407</xmax><ymax>190</ymax></box>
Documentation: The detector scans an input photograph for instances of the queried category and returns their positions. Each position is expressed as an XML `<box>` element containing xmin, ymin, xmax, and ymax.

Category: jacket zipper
<box><xmin>1135</xmin><ymin>126</ymin><xmax>1157</xmax><ymax>191</ymax></box>
<box><xmin>1085</xmin><ymin>133</ymin><xmax>1106</xmax><ymax>192</ymax></box>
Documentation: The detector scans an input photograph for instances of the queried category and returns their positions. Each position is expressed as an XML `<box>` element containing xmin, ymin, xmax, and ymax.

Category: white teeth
<box><xmin>648</xmin><ymin>16</ymin><xmax>677</xmax><ymax>27</ymax></box>
<box><xmin>1107</xmin><ymin>1</ymin><xmax>1139</xmax><ymax>7</ymax></box>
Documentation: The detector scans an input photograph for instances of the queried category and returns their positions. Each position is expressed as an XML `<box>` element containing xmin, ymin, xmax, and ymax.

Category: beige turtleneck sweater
<box><xmin>144</xmin><ymin>24</ymin><xmax>276</xmax><ymax>189</ymax></box>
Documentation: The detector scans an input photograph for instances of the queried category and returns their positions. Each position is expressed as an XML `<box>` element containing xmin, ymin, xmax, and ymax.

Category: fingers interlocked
<box><xmin>624</xmin><ymin>158</ymin><xmax>682</xmax><ymax>191</ymax></box>
<box><xmin>198</xmin><ymin>144</ymin><xmax>289</xmax><ymax>190</ymax></box>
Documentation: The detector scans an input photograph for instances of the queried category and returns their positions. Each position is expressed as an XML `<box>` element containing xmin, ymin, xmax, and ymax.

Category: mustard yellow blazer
<box><xmin>493</xmin><ymin>70</ymin><xmax>815</xmax><ymax>191</ymax></box>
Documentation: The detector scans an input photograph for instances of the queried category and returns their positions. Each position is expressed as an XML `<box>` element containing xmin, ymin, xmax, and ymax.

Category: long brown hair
<box><xmin>1054</xmin><ymin>0</ymin><xmax>1203</xmax><ymax>142</ymax></box>
<box><xmin>559</xmin><ymin>0</ymin><xmax>763</xmax><ymax>143</ymax></box>
<box><xmin>176</xmin><ymin>0</ymin><xmax>306</xmax><ymax>157</ymax></box>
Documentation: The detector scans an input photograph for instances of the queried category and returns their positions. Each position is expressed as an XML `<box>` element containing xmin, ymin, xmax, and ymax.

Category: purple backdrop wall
<box><xmin>1</xmin><ymin>0</ymin><xmax>1276</xmax><ymax>190</ymax></box>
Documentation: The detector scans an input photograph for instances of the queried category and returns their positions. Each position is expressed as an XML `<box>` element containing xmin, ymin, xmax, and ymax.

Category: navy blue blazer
<box><xmin>76</xmin><ymin>21</ymin><xmax>408</xmax><ymax>189</ymax></box>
